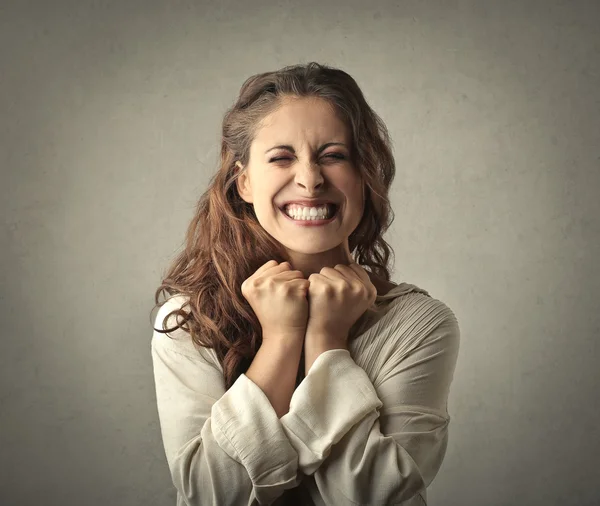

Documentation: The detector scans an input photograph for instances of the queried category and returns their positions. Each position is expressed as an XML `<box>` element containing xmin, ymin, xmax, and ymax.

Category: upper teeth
<box><xmin>284</xmin><ymin>204</ymin><xmax>333</xmax><ymax>220</ymax></box>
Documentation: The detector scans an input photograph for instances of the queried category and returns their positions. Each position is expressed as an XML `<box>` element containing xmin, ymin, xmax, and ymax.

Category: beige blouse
<box><xmin>150</xmin><ymin>282</ymin><xmax>460</xmax><ymax>505</ymax></box>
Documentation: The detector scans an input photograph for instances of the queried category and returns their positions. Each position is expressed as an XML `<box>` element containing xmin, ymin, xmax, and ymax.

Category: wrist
<box><xmin>305</xmin><ymin>330</ymin><xmax>349</xmax><ymax>349</ymax></box>
<box><xmin>261</xmin><ymin>331</ymin><xmax>305</xmax><ymax>349</ymax></box>
<box><xmin>303</xmin><ymin>335</ymin><xmax>348</xmax><ymax>376</ymax></box>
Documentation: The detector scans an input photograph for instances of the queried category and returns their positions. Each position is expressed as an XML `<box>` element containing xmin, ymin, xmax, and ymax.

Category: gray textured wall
<box><xmin>1</xmin><ymin>1</ymin><xmax>599</xmax><ymax>505</ymax></box>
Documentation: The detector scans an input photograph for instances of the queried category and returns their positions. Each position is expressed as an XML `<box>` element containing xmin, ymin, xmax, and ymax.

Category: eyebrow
<box><xmin>265</xmin><ymin>142</ymin><xmax>347</xmax><ymax>154</ymax></box>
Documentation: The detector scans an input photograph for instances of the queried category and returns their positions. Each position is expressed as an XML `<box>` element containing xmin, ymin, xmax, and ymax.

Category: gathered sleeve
<box><xmin>279</xmin><ymin>299</ymin><xmax>460</xmax><ymax>505</ymax></box>
<box><xmin>150</xmin><ymin>298</ymin><xmax>301</xmax><ymax>506</ymax></box>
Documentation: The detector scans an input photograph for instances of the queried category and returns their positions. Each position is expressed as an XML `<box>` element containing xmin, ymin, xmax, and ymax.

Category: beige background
<box><xmin>1</xmin><ymin>1</ymin><xmax>599</xmax><ymax>505</ymax></box>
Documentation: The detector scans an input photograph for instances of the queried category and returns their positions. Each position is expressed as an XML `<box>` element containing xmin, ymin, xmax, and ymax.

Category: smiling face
<box><xmin>235</xmin><ymin>95</ymin><xmax>364</xmax><ymax>272</ymax></box>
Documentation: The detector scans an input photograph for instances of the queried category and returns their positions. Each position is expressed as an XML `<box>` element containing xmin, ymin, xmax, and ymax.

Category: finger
<box><xmin>333</xmin><ymin>264</ymin><xmax>362</xmax><ymax>282</ymax></box>
<box><xmin>255</xmin><ymin>259</ymin><xmax>279</xmax><ymax>275</ymax></box>
<box><xmin>347</xmin><ymin>262</ymin><xmax>372</xmax><ymax>286</ymax></box>
<box><xmin>336</xmin><ymin>264</ymin><xmax>373</xmax><ymax>296</ymax></box>
<box><xmin>307</xmin><ymin>272</ymin><xmax>326</xmax><ymax>286</ymax></box>
<box><xmin>266</xmin><ymin>261</ymin><xmax>292</xmax><ymax>273</ymax></box>
<box><xmin>274</xmin><ymin>270</ymin><xmax>305</xmax><ymax>280</ymax></box>
<box><xmin>318</xmin><ymin>266</ymin><xmax>352</xmax><ymax>282</ymax></box>
<box><xmin>349</xmin><ymin>264</ymin><xmax>379</xmax><ymax>304</ymax></box>
<box><xmin>287</xmin><ymin>278</ymin><xmax>310</xmax><ymax>289</ymax></box>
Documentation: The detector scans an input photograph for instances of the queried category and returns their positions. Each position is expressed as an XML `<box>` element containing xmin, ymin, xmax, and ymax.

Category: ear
<box><xmin>235</xmin><ymin>161</ymin><xmax>253</xmax><ymax>204</ymax></box>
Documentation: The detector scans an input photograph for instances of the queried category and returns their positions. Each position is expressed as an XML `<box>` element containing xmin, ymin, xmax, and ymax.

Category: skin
<box><xmin>236</xmin><ymin>95</ymin><xmax>396</xmax><ymax>294</ymax></box>
<box><xmin>235</xmin><ymin>95</ymin><xmax>364</xmax><ymax>278</ymax></box>
<box><xmin>236</xmin><ymin>95</ymin><xmax>395</xmax><ymax>380</ymax></box>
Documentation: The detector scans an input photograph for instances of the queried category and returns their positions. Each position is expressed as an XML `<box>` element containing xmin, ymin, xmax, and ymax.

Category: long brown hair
<box><xmin>150</xmin><ymin>61</ymin><xmax>397</xmax><ymax>390</ymax></box>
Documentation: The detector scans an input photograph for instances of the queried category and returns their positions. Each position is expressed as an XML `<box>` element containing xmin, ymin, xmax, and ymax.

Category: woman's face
<box><xmin>236</xmin><ymin>95</ymin><xmax>364</xmax><ymax>258</ymax></box>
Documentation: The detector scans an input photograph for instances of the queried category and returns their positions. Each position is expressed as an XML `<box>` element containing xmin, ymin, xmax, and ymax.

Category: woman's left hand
<box><xmin>305</xmin><ymin>263</ymin><xmax>378</xmax><ymax>346</ymax></box>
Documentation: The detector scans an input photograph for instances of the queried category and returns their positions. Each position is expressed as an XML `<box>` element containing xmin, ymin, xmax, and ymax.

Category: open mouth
<box><xmin>279</xmin><ymin>203</ymin><xmax>339</xmax><ymax>223</ymax></box>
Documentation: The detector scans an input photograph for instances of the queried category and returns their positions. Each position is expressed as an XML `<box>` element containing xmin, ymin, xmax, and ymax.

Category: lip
<box><xmin>279</xmin><ymin>204</ymin><xmax>339</xmax><ymax>227</ymax></box>
<box><xmin>279</xmin><ymin>199</ymin><xmax>337</xmax><ymax>208</ymax></box>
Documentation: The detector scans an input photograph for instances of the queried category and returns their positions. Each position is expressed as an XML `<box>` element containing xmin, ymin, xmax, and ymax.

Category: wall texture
<box><xmin>1</xmin><ymin>1</ymin><xmax>599</xmax><ymax>505</ymax></box>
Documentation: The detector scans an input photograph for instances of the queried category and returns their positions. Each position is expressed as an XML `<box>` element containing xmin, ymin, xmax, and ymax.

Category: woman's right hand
<box><xmin>241</xmin><ymin>260</ymin><xmax>310</xmax><ymax>341</ymax></box>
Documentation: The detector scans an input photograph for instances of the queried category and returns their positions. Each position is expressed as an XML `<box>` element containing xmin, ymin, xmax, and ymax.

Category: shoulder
<box><xmin>387</xmin><ymin>289</ymin><xmax>460</xmax><ymax>353</ymax></box>
<box><xmin>352</xmin><ymin>282</ymin><xmax>459</xmax><ymax>353</ymax></box>
<box><xmin>392</xmin><ymin>289</ymin><xmax>457</xmax><ymax>324</ymax></box>
<box><xmin>151</xmin><ymin>294</ymin><xmax>222</xmax><ymax>371</ymax></box>
<box><xmin>349</xmin><ymin>287</ymin><xmax>460</xmax><ymax>385</ymax></box>
<box><xmin>154</xmin><ymin>293</ymin><xmax>190</xmax><ymax>329</ymax></box>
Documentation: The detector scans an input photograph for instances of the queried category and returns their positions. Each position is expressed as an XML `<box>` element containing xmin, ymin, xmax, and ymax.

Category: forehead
<box><xmin>252</xmin><ymin>96</ymin><xmax>349</xmax><ymax>146</ymax></box>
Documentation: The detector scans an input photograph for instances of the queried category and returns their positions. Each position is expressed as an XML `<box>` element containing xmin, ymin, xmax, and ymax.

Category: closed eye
<box><xmin>269</xmin><ymin>153</ymin><xmax>346</xmax><ymax>163</ymax></box>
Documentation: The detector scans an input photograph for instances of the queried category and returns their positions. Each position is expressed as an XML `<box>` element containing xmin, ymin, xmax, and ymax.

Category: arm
<box><xmin>246</xmin><ymin>333</ymin><xmax>305</xmax><ymax>418</ymax></box>
<box><xmin>303</xmin><ymin>336</ymin><xmax>347</xmax><ymax>376</ymax></box>
<box><xmin>280</xmin><ymin>299</ymin><xmax>460</xmax><ymax>505</ymax></box>
<box><xmin>151</xmin><ymin>298</ymin><xmax>302</xmax><ymax>506</ymax></box>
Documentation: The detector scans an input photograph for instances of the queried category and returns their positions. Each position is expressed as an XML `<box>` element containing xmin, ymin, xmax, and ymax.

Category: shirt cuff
<box><xmin>280</xmin><ymin>349</ymin><xmax>383</xmax><ymax>475</ymax></box>
<box><xmin>211</xmin><ymin>372</ymin><xmax>299</xmax><ymax>484</ymax></box>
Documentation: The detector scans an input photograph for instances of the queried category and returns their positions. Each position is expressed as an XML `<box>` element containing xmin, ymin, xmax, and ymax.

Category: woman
<box><xmin>150</xmin><ymin>62</ymin><xmax>460</xmax><ymax>506</ymax></box>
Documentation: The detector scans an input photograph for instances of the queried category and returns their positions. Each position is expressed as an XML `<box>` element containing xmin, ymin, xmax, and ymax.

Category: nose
<box><xmin>294</xmin><ymin>162</ymin><xmax>325</xmax><ymax>192</ymax></box>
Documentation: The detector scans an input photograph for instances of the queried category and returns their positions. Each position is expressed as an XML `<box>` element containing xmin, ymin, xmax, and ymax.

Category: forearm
<box><xmin>152</xmin><ymin>334</ymin><xmax>301</xmax><ymax>505</ymax></box>
<box><xmin>246</xmin><ymin>335</ymin><xmax>304</xmax><ymax>418</ymax></box>
<box><xmin>304</xmin><ymin>333</ymin><xmax>348</xmax><ymax>376</ymax></box>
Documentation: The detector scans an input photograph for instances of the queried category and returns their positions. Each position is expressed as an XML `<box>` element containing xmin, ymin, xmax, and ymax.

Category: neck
<box><xmin>284</xmin><ymin>241</ymin><xmax>353</xmax><ymax>279</ymax></box>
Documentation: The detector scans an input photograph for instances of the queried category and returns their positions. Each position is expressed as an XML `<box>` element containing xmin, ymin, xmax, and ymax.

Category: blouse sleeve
<box><xmin>150</xmin><ymin>299</ymin><xmax>301</xmax><ymax>506</ymax></box>
<box><xmin>279</xmin><ymin>299</ymin><xmax>460</xmax><ymax>505</ymax></box>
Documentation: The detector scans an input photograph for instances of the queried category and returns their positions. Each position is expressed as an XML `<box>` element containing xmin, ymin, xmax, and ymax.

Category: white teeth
<box><xmin>283</xmin><ymin>204</ymin><xmax>335</xmax><ymax>221</ymax></box>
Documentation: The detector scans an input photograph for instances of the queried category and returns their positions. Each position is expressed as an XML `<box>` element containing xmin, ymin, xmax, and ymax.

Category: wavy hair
<box><xmin>150</xmin><ymin>61</ymin><xmax>397</xmax><ymax>391</ymax></box>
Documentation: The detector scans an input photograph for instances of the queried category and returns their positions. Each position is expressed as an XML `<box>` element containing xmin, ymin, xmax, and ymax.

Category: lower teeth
<box><xmin>288</xmin><ymin>214</ymin><xmax>330</xmax><ymax>221</ymax></box>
